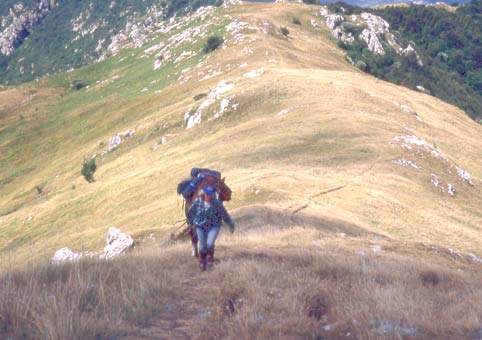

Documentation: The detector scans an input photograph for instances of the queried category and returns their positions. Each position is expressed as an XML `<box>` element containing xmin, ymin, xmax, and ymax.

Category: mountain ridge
<box><xmin>1</xmin><ymin>1</ymin><xmax>481</xmax><ymax>263</ymax></box>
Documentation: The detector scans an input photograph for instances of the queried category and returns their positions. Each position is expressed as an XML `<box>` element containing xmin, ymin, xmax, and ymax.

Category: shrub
<box><xmin>337</xmin><ymin>40</ymin><xmax>348</xmax><ymax>50</ymax></box>
<box><xmin>81</xmin><ymin>158</ymin><xmax>97</xmax><ymax>183</ymax></box>
<box><xmin>292</xmin><ymin>17</ymin><xmax>302</xmax><ymax>25</ymax></box>
<box><xmin>194</xmin><ymin>93</ymin><xmax>207</xmax><ymax>101</ymax></box>
<box><xmin>355</xmin><ymin>60</ymin><xmax>367</xmax><ymax>71</ymax></box>
<box><xmin>203</xmin><ymin>36</ymin><xmax>224</xmax><ymax>53</ymax></box>
<box><xmin>280</xmin><ymin>27</ymin><xmax>290</xmax><ymax>36</ymax></box>
<box><xmin>69</xmin><ymin>79</ymin><xmax>86</xmax><ymax>91</ymax></box>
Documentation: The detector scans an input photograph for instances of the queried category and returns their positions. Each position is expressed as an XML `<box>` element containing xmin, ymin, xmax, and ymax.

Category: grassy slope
<box><xmin>2</xmin><ymin>228</ymin><xmax>482</xmax><ymax>339</ymax></box>
<box><xmin>0</xmin><ymin>1</ymin><xmax>481</xmax><ymax>267</ymax></box>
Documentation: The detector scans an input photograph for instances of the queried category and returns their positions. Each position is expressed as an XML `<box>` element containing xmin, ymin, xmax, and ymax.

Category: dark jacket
<box><xmin>187</xmin><ymin>197</ymin><xmax>235</xmax><ymax>231</ymax></box>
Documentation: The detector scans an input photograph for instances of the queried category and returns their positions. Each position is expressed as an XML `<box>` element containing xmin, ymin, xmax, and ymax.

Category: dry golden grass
<box><xmin>1</xmin><ymin>225</ymin><xmax>482</xmax><ymax>340</ymax></box>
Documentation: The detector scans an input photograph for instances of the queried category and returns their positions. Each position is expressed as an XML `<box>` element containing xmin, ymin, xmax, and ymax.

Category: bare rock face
<box><xmin>358</xmin><ymin>13</ymin><xmax>390</xmax><ymax>55</ymax></box>
<box><xmin>359</xmin><ymin>29</ymin><xmax>385</xmax><ymax>55</ymax></box>
<box><xmin>326</xmin><ymin>14</ymin><xmax>344</xmax><ymax>30</ymax></box>
<box><xmin>332</xmin><ymin>27</ymin><xmax>354</xmax><ymax>43</ymax></box>
<box><xmin>0</xmin><ymin>1</ymin><xmax>57</xmax><ymax>56</ymax></box>
<box><xmin>361</xmin><ymin>13</ymin><xmax>390</xmax><ymax>35</ymax></box>
<box><xmin>101</xmin><ymin>227</ymin><xmax>134</xmax><ymax>259</ymax></box>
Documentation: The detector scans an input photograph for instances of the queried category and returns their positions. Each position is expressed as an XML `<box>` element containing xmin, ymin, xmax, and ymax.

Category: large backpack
<box><xmin>177</xmin><ymin>167</ymin><xmax>232</xmax><ymax>204</ymax></box>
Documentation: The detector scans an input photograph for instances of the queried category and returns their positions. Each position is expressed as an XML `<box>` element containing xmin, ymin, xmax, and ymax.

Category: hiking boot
<box><xmin>206</xmin><ymin>247</ymin><xmax>215</xmax><ymax>268</ymax></box>
<box><xmin>199</xmin><ymin>250</ymin><xmax>207</xmax><ymax>271</ymax></box>
<box><xmin>191</xmin><ymin>244</ymin><xmax>199</xmax><ymax>258</ymax></box>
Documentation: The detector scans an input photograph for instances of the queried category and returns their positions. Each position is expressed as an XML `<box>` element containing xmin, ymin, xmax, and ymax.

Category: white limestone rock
<box><xmin>243</xmin><ymin>68</ymin><xmax>264</xmax><ymax>78</ymax></box>
<box><xmin>332</xmin><ymin>27</ymin><xmax>354</xmax><ymax>43</ymax></box>
<box><xmin>357</xmin><ymin>13</ymin><xmax>390</xmax><ymax>55</ymax></box>
<box><xmin>51</xmin><ymin>247</ymin><xmax>82</xmax><ymax>264</ymax></box>
<box><xmin>359</xmin><ymin>28</ymin><xmax>385</xmax><ymax>55</ymax></box>
<box><xmin>185</xmin><ymin>80</ymin><xmax>235</xmax><ymax>129</ymax></box>
<box><xmin>416</xmin><ymin>85</ymin><xmax>430</xmax><ymax>94</ymax></box>
<box><xmin>101</xmin><ymin>227</ymin><xmax>134</xmax><ymax>259</ymax></box>
<box><xmin>108</xmin><ymin>133</ymin><xmax>122</xmax><ymax>151</ymax></box>
<box><xmin>326</xmin><ymin>15</ymin><xmax>344</xmax><ymax>30</ymax></box>
<box><xmin>224</xmin><ymin>0</ymin><xmax>243</xmax><ymax>6</ymax></box>
<box><xmin>361</xmin><ymin>13</ymin><xmax>390</xmax><ymax>35</ymax></box>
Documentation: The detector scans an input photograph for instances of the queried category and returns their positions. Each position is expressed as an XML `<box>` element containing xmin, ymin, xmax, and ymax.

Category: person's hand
<box><xmin>230</xmin><ymin>224</ymin><xmax>235</xmax><ymax>234</ymax></box>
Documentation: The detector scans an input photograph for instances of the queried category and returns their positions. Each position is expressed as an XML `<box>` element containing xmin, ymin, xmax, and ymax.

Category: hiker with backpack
<box><xmin>187</xmin><ymin>184</ymin><xmax>235</xmax><ymax>270</ymax></box>
<box><xmin>177</xmin><ymin>168</ymin><xmax>232</xmax><ymax>259</ymax></box>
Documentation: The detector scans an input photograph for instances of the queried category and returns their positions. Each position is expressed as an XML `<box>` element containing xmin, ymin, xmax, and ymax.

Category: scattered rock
<box><xmin>185</xmin><ymin>80</ymin><xmax>235</xmax><ymax>129</ymax></box>
<box><xmin>277</xmin><ymin>109</ymin><xmax>289</xmax><ymax>116</ymax></box>
<box><xmin>456</xmin><ymin>166</ymin><xmax>474</xmax><ymax>185</ymax></box>
<box><xmin>392</xmin><ymin>158</ymin><xmax>421</xmax><ymax>169</ymax></box>
<box><xmin>51</xmin><ymin>227</ymin><xmax>133</xmax><ymax>264</ymax></box>
<box><xmin>108</xmin><ymin>133</ymin><xmax>122</xmax><ymax>151</ymax></box>
<box><xmin>123</xmin><ymin>129</ymin><xmax>135</xmax><ymax>138</ymax></box>
<box><xmin>468</xmin><ymin>253</ymin><xmax>482</xmax><ymax>263</ymax></box>
<box><xmin>416</xmin><ymin>85</ymin><xmax>430</xmax><ymax>94</ymax></box>
<box><xmin>243</xmin><ymin>68</ymin><xmax>264</xmax><ymax>78</ymax></box>
<box><xmin>51</xmin><ymin>247</ymin><xmax>83</xmax><ymax>264</ymax></box>
<box><xmin>101</xmin><ymin>227</ymin><xmax>134</xmax><ymax>259</ymax></box>
<box><xmin>325</xmin><ymin>15</ymin><xmax>344</xmax><ymax>30</ymax></box>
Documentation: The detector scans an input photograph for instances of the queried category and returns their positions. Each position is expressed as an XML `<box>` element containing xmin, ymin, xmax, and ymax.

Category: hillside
<box><xmin>1</xmin><ymin>1</ymin><xmax>482</xmax><ymax>338</ymax></box>
<box><xmin>0</xmin><ymin>0</ymin><xmax>222</xmax><ymax>84</ymax></box>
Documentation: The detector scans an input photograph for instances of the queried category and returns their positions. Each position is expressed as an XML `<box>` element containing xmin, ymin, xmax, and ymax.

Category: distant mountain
<box><xmin>0</xmin><ymin>0</ymin><xmax>222</xmax><ymax>84</ymax></box>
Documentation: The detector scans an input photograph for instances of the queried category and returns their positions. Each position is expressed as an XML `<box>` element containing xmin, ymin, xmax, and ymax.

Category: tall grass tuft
<box><xmin>0</xmin><ymin>252</ymin><xmax>177</xmax><ymax>339</ymax></box>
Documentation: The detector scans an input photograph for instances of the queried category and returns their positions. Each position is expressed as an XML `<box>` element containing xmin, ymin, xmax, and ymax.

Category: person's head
<box><xmin>203</xmin><ymin>185</ymin><xmax>216</xmax><ymax>201</ymax></box>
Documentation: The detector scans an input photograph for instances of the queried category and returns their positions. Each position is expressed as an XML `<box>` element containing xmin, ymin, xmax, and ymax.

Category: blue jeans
<box><xmin>196</xmin><ymin>226</ymin><xmax>221</xmax><ymax>252</ymax></box>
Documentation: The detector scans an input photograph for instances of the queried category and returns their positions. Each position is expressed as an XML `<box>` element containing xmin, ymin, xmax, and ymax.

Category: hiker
<box><xmin>177</xmin><ymin>168</ymin><xmax>232</xmax><ymax>258</ymax></box>
<box><xmin>187</xmin><ymin>184</ymin><xmax>235</xmax><ymax>270</ymax></box>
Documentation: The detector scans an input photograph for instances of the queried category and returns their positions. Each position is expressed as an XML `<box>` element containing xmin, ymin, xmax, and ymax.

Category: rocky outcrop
<box><xmin>107</xmin><ymin>130</ymin><xmax>135</xmax><ymax>152</ymax></box>
<box><xmin>101</xmin><ymin>227</ymin><xmax>134</xmax><ymax>259</ymax></box>
<box><xmin>325</xmin><ymin>15</ymin><xmax>354</xmax><ymax>43</ymax></box>
<box><xmin>184</xmin><ymin>80</ymin><xmax>237</xmax><ymax>129</ymax></box>
<box><xmin>325</xmin><ymin>14</ymin><xmax>344</xmax><ymax>30</ymax></box>
<box><xmin>0</xmin><ymin>0</ymin><xmax>57</xmax><ymax>56</ymax></box>
<box><xmin>358</xmin><ymin>13</ymin><xmax>390</xmax><ymax>55</ymax></box>
<box><xmin>51</xmin><ymin>227</ymin><xmax>134</xmax><ymax>264</ymax></box>
<box><xmin>51</xmin><ymin>247</ymin><xmax>84</xmax><ymax>264</ymax></box>
<box><xmin>320</xmin><ymin>10</ymin><xmax>423</xmax><ymax>62</ymax></box>
<box><xmin>1</xmin><ymin>6</ymin><xmax>40</xmax><ymax>56</ymax></box>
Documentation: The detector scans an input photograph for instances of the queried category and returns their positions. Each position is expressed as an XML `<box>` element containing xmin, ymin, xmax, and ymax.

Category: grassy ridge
<box><xmin>0</xmin><ymin>1</ymin><xmax>481</xmax><ymax>268</ymax></box>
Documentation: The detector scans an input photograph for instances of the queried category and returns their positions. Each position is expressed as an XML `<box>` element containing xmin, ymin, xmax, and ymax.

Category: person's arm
<box><xmin>218</xmin><ymin>202</ymin><xmax>235</xmax><ymax>232</ymax></box>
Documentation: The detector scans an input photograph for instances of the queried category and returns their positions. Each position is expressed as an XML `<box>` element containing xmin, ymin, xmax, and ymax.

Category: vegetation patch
<box><xmin>81</xmin><ymin>158</ymin><xmax>97</xmax><ymax>183</ymax></box>
<box><xmin>203</xmin><ymin>35</ymin><xmax>224</xmax><ymax>53</ymax></box>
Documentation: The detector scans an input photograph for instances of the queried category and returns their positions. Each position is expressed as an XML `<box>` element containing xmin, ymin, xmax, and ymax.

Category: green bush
<box><xmin>280</xmin><ymin>27</ymin><xmax>290</xmax><ymax>36</ymax></box>
<box><xmin>69</xmin><ymin>79</ymin><xmax>86</xmax><ymax>91</ymax></box>
<box><xmin>203</xmin><ymin>36</ymin><xmax>224</xmax><ymax>53</ymax></box>
<box><xmin>81</xmin><ymin>158</ymin><xmax>97</xmax><ymax>183</ymax></box>
<box><xmin>194</xmin><ymin>93</ymin><xmax>207</xmax><ymax>101</ymax></box>
<box><xmin>292</xmin><ymin>18</ymin><xmax>302</xmax><ymax>26</ymax></box>
<box><xmin>355</xmin><ymin>60</ymin><xmax>367</xmax><ymax>71</ymax></box>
